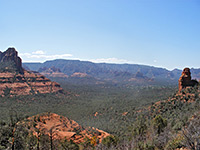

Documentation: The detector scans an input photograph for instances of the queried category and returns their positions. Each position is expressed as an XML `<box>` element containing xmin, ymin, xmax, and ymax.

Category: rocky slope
<box><xmin>0</xmin><ymin>48</ymin><xmax>63</xmax><ymax>96</ymax></box>
<box><xmin>143</xmin><ymin>68</ymin><xmax>199</xmax><ymax>116</ymax></box>
<box><xmin>121</xmin><ymin>68</ymin><xmax>200</xmax><ymax>150</ymax></box>
<box><xmin>24</xmin><ymin>113</ymin><xmax>110</xmax><ymax>144</ymax></box>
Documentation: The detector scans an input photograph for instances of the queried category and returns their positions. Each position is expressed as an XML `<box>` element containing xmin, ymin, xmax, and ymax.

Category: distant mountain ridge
<box><xmin>24</xmin><ymin>59</ymin><xmax>169</xmax><ymax>77</ymax></box>
<box><xmin>23</xmin><ymin>59</ymin><xmax>200</xmax><ymax>85</ymax></box>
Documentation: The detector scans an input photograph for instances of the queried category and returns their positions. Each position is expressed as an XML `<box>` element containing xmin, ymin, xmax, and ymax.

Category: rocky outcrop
<box><xmin>38</xmin><ymin>66</ymin><xmax>61</xmax><ymax>73</ymax></box>
<box><xmin>178</xmin><ymin>68</ymin><xmax>198</xmax><ymax>92</ymax></box>
<box><xmin>0</xmin><ymin>48</ymin><xmax>64</xmax><ymax>96</ymax></box>
<box><xmin>0</xmin><ymin>48</ymin><xmax>24</xmax><ymax>74</ymax></box>
<box><xmin>0</xmin><ymin>70</ymin><xmax>63</xmax><ymax>96</ymax></box>
<box><xmin>25</xmin><ymin>113</ymin><xmax>110</xmax><ymax>144</ymax></box>
<box><xmin>38</xmin><ymin>66</ymin><xmax>68</xmax><ymax>78</ymax></box>
<box><xmin>70</xmin><ymin>72</ymin><xmax>90</xmax><ymax>78</ymax></box>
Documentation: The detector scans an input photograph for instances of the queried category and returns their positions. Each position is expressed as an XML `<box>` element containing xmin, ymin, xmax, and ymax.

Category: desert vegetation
<box><xmin>1</xmin><ymin>48</ymin><xmax>200</xmax><ymax>149</ymax></box>
<box><xmin>0</xmin><ymin>83</ymin><xmax>199</xmax><ymax>149</ymax></box>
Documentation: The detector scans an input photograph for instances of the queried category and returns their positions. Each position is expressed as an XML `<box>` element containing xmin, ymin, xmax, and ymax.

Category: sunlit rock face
<box><xmin>0</xmin><ymin>48</ymin><xmax>63</xmax><ymax>96</ymax></box>
<box><xmin>178</xmin><ymin>68</ymin><xmax>198</xmax><ymax>92</ymax></box>
<box><xmin>25</xmin><ymin>113</ymin><xmax>110</xmax><ymax>144</ymax></box>
<box><xmin>0</xmin><ymin>48</ymin><xmax>24</xmax><ymax>74</ymax></box>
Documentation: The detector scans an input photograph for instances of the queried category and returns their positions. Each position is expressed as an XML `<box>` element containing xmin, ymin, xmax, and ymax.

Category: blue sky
<box><xmin>0</xmin><ymin>0</ymin><xmax>199</xmax><ymax>70</ymax></box>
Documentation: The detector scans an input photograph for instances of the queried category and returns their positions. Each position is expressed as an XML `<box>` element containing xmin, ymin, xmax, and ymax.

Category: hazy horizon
<box><xmin>20</xmin><ymin>57</ymin><xmax>199</xmax><ymax>71</ymax></box>
<box><xmin>1</xmin><ymin>0</ymin><xmax>199</xmax><ymax>70</ymax></box>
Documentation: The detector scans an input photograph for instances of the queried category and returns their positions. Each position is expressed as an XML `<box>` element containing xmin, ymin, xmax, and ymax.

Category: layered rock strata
<box><xmin>0</xmin><ymin>48</ymin><xmax>63</xmax><ymax>96</ymax></box>
<box><xmin>0</xmin><ymin>71</ymin><xmax>63</xmax><ymax>96</ymax></box>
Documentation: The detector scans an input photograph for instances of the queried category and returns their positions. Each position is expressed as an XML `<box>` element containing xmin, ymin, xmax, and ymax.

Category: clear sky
<box><xmin>0</xmin><ymin>0</ymin><xmax>199</xmax><ymax>70</ymax></box>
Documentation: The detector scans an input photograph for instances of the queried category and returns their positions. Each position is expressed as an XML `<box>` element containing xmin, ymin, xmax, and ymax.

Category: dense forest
<box><xmin>1</xmin><ymin>83</ymin><xmax>200</xmax><ymax>149</ymax></box>
<box><xmin>0</xmin><ymin>81</ymin><xmax>180</xmax><ymax>149</ymax></box>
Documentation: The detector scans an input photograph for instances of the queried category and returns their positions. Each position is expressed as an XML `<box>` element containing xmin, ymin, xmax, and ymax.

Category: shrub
<box><xmin>102</xmin><ymin>135</ymin><xmax>118</xmax><ymax>148</ymax></box>
<box><xmin>152</xmin><ymin>115</ymin><xmax>167</xmax><ymax>135</ymax></box>
<box><xmin>165</xmin><ymin>135</ymin><xmax>184</xmax><ymax>150</ymax></box>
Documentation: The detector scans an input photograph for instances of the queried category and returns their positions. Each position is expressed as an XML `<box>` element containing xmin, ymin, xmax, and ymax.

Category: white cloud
<box><xmin>89</xmin><ymin>58</ymin><xmax>133</xmax><ymax>64</ymax></box>
<box><xmin>19</xmin><ymin>51</ymin><xmax>73</xmax><ymax>62</ymax></box>
<box><xmin>19</xmin><ymin>50</ymin><xmax>135</xmax><ymax>65</ymax></box>
<box><xmin>32</xmin><ymin>50</ymin><xmax>45</xmax><ymax>55</ymax></box>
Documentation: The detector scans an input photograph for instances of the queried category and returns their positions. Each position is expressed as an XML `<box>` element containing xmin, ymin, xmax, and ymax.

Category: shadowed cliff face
<box><xmin>0</xmin><ymin>48</ymin><xmax>64</xmax><ymax>96</ymax></box>
<box><xmin>0</xmin><ymin>48</ymin><xmax>24</xmax><ymax>74</ymax></box>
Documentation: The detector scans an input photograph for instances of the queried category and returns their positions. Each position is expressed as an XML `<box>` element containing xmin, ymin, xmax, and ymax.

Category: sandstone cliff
<box><xmin>0</xmin><ymin>48</ymin><xmax>63</xmax><ymax>96</ymax></box>
<box><xmin>0</xmin><ymin>47</ymin><xmax>24</xmax><ymax>74</ymax></box>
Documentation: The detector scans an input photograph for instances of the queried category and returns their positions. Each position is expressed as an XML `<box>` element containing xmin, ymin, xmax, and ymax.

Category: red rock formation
<box><xmin>38</xmin><ymin>66</ymin><xmax>68</xmax><ymax>78</ymax></box>
<box><xmin>71</xmin><ymin>72</ymin><xmax>89</xmax><ymax>78</ymax></box>
<box><xmin>0</xmin><ymin>70</ymin><xmax>63</xmax><ymax>96</ymax></box>
<box><xmin>0</xmin><ymin>48</ymin><xmax>24</xmax><ymax>74</ymax></box>
<box><xmin>25</xmin><ymin>113</ymin><xmax>110</xmax><ymax>144</ymax></box>
<box><xmin>0</xmin><ymin>48</ymin><xmax>64</xmax><ymax>96</ymax></box>
<box><xmin>178</xmin><ymin>68</ymin><xmax>198</xmax><ymax>92</ymax></box>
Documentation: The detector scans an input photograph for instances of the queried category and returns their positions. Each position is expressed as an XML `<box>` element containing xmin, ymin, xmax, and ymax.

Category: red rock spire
<box><xmin>178</xmin><ymin>68</ymin><xmax>198</xmax><ymax>92</ymax></box>
<box><xmin>0</xmin><ymin>47</ymin><xmax>24</xmax><ymax>74</ymax></box>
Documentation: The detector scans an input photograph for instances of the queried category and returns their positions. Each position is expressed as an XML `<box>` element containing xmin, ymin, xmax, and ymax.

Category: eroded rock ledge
<box><xmin>0</xmin><ymin>48</ymin><xmax>63</xmax><ymax>96</ymax></box>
